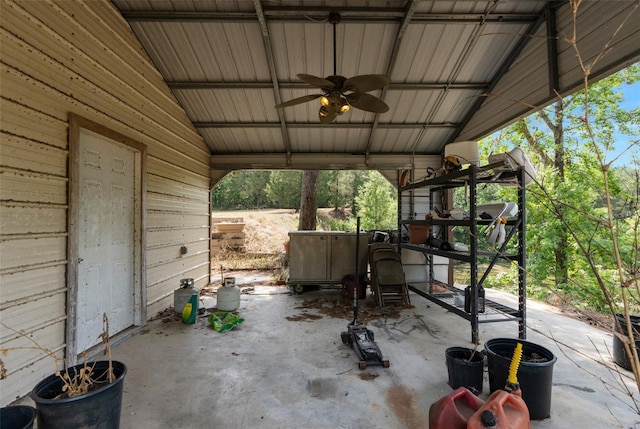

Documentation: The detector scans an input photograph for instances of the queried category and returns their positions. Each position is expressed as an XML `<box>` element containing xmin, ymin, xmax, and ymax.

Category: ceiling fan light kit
<box><xmin>275</xmin><ymin>11</ymin><xmax>390</xmax><ymax>124</ymax></box>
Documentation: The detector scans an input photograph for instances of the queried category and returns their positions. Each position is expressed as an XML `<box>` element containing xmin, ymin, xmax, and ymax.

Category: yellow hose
<box><xmin>507</xmin><ymin>342</ymin><xmax>523</xmax><ymax>385</ymax></box>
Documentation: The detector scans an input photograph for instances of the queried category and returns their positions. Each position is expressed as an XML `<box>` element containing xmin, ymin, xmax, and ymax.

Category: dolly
<box><xmin>340</xmin><ymin>217</ymin><xmax>390</xmax><ymax>370</ymax></box>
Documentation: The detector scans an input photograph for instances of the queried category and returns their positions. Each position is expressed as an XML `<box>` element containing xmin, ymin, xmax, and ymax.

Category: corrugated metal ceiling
<box><xmin>112</xmin><ymin>1</ymin><xmax>640</xmax><ymax>174</ymax></box>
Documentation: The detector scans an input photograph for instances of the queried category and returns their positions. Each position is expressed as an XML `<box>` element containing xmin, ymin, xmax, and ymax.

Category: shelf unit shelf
<box><xmin>398</xmin><ymin>164</ymin><xmax>527</xmax><ymax>344</ymax></box>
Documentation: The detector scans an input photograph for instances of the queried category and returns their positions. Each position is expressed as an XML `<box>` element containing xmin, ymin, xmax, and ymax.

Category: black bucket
<box><xmin>445</xmin><ymin>347</ymin><xmax>484</xmax><ymax>394</ymax></box>
<box><xmin>31</xmin><ymin>360</ymin><xmax>126</xmax><ymax>429</ymax></box>
<box><xmin>485</xmin><ymin>338</ymin><xmax>556</xmax><ymax>420</ymax></box>
<box><xmin>0</xmin><ymin>406</ymin><xmax>36</xmax><ymax>429</ymax></box>
<box><xmin>612</xmin><ymin>314</ymin><xmax>640</xmax><ymax>370</ymax></box>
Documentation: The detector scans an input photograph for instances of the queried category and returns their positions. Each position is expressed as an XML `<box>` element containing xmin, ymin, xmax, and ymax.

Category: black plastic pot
<box><xmin>445</xmin><ymin>347</ymin><xmax>484</xmax><ymax>393</ymax></box>
<box><xmin>0</xmin><ymin>405</ymin><xmax>35</xmax><ymax>429</ymax></box>
<box><xmin>612</xmin><ymin>314</ymin><xmax>640</xmax><ymax>371</ymax></box>
<box><xmin>485</xmin><ymin>338</ymin><xmax>556</xmax><ymax>420</ymax></box>
<box><xmin>31</xmin><ymin>360</ymin><xmax>126</xmax><ymax>429</ymax></box>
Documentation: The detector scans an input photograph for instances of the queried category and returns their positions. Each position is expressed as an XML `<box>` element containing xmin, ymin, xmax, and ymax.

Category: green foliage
<box><xmin>213</xmin><ymin>170</ymin><xmax>373</xmax><ymax>213</ymax></box>
<box><xmin>355</xmin><ymin>171</ymin><xmax>397</xmax><ymax>230</ymax></box>
<box><xmin>317</xmin><ymin>211</ymin><xmax>357</xmax><ymax>232</ymax></box>
<box><xmin>211</xmin><ymin>170</ymin><xmax>271</xmax><ymax>209</ymax></box>
<box><xmin>482</xmin><ymin>263</ymin><xmax>519</xmax><ymax>291</ymax></box>
<box><xmin>479</xmin><ymin>64</ymin><xmax>639</xmax><ymax>312</ymax></box>
<box><xmin>265</xmin><ymin>171</ymin><xmax>302</xmax><ymax>208</ymax></box>
<box><xmin>211</xmin><ymin>169</ymin><xmax>395</xmax><ymax>232</ymax></box>
<box><xmin>317</xmin><ymin>171</ymin><xmax>359</xmax><ymax>210</ymax></box>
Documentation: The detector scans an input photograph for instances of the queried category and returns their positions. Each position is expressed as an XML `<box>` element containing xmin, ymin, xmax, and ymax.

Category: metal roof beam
<box><xmin>167</xmin><ymin>81</ymin><xmax>489</xmax><ymax>90</ymax></box>
<box><xmin>546</xmin><ymin>2</ymin><xmax>562</xmax><ymax>95</ymax></box>
<box><xmin>253</xmin><ymin>0</ymin><xmax>291</xmax><ymax>162</ymax></box>
<box><xmin>452</xmin><ymin>3</ymin><xmax>552</xmax><ymax>142</ymax></box>
<box><xmin>408</xmin><ymin>1</ymin><xmax>506</xmax><ymax>154</ymax></box>
<box><xmin>194</xmin><ymin>122</ymin><xmax>457</xmax><ymax>129</ymax></box>
<box><xmin>210</xmin><ymin>152</ymin><xmax>438</xmax><ymax>170</ymax></box>
<box><xmin>120</xmin><ymin>10</ymin><xmax>538</xmax><ymax>24</ymax></box>
<box><xmin>363</xmin><ymin>0</ymin><xmax>420</xmax><ymax>158</ymax></box>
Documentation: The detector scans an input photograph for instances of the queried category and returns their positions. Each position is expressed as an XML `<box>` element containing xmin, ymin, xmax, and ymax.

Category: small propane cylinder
<box><xmin>217</xmin><ymin>277</ymin><xmax>241</xmax><ymax>311</ymax></box>
<box><xmin>428</xmin><ymin>386</ymin><xmax>484</xmax><ymax>429</ymax></box>
<box><xmin>174</xmin><ymin>278</ymin><xmax>197</xmax><ymax>314</ymax></box>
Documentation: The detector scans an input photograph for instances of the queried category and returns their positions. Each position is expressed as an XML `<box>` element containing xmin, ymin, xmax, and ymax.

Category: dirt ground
<box><xmin>212</xmin><ymin>208</ymin><xmax>300</xmax><ymax>254</ymax></box>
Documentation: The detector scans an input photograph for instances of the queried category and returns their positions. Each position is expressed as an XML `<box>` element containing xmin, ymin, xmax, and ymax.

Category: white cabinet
<box><xmin>287</xmin><ymin>231</ymin><xmax>369</xmax><ymax>286</ymax></box>
<box><xmin>288</xmin><ymin>232</ymin><xmax>330</xmax><ymax>282</ymax></box>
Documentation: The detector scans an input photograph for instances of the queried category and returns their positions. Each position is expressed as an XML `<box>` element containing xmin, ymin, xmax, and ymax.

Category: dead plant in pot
<box><xmin>1</xmin><ymin>313</ymin><xmax>127</xmax><ymax>429</ymax></box>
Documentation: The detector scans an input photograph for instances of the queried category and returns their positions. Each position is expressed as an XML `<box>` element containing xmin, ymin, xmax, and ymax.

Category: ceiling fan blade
<box><xmin>344</xmin><ymin>74</ymin><xmax>391</xmax><ymax>93</ymax></box>
<box><xmin>275</xmin><ymin>94</ymin><xmax>322</xmax><ymax>109</ymax></box>
<box><xmin>298</xmin><ymin>74</ymin><xmax>336</xmax><ymax>89</ymax></box>
<box><xmin>346</xmin><ymin>92</ymin><xmax>389</xmax><ymax>113</ymax></box>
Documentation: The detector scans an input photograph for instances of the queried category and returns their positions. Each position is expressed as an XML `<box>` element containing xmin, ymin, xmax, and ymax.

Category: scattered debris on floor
<box><xmin>285</xmin><ymin>313</ymin><xmax>323</xmax><ymax>322</ymax></box>
<box><xmin>151</xmin><ymin>307</ymin><xmax>182</xmax><ymax>323</ymax></box>
<box><xmin>359</xmin><ymin>372</ymin><xmax>379</xmax><ymax>381</ymax></box>
<box><xmin>292</xmin><ymin>296</ymin><xmax>410</xmax><ymax>323</ymax></box>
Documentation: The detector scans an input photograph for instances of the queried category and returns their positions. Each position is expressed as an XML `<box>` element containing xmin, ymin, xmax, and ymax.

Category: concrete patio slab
<box><xmin>14</xmin><ymin>271</ymin><xmax>640</xmax><ymax>428</ymax></box>
<box><xmin>108</xmin><ymin>272</ymin><xmax>639</xmax><ymax>429</ymax></box>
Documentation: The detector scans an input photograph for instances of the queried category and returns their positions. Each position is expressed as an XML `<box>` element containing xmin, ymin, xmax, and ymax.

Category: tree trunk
<box><xmin>298</xmin><ymin>170</ymin><xmax>319</xmax><ymax>230</ymax></box>
<box><xmin>522</xmin><ymin>101</ymin><xmax>569</xmax><ymax>287</ymax></box>
<box><xmin>552</xmin><ymin>101</ymin><xmax>569</xmax><ymax>287</ymax></box>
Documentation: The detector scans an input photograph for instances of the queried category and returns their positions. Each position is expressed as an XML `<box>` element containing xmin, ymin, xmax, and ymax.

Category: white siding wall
<box><xmin>0</xmin><ymin>0</ymin><xmax>210</xmax><ymax>405</ymax></box>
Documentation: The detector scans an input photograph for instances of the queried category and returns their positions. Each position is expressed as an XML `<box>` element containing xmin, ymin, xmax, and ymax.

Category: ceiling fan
<box><xmin>275</xmin><ymin>11</ymin><xmax>391</xmax><ymax>124</ymax></box>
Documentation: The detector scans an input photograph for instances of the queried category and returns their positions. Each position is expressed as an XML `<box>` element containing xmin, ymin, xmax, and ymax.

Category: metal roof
<box><xmin>112</xmin><ymin>1</ymin><xmax>640</xmax><ymax>174</ymax></box>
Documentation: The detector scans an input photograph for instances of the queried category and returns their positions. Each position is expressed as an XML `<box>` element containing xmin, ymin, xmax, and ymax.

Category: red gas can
<box><xmin>466</xmin><ymin>388</ymin><xmax>530</xmax><ymax>429</ymax></box>
<box><xmin>429</xmin><ymin>387</ymin><xmax>484</xmax><ymax>429</ymax></box>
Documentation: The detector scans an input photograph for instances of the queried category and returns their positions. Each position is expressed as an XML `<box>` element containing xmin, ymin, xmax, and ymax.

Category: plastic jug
<box><xmin>428</xmin><ymin>387</ymin><xmax>484</xmax><ymax>429</ymax></box>
<box><xmin>181</xmin><ymin>292</ymin><xmax>198</xmax><ymax>324</ymax></box>
<box><xmin>467</xmin><ymin>341</ymin><xmax>530</xmax><ymax>428</ymax></box>
<box><xmin>466</xmin><ymin>389</ymin><xmax>529</xmax><ymax>429</ymax></box>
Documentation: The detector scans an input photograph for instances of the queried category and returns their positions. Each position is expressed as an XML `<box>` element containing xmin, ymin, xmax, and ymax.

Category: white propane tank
<box><xmin>174</xmin><ymin>278</ymin><xmax>197</xmax><ymax>314</ymax></box>
<box><xmin>217</xmin><ymin>277</ymin><xmax>241</xmax><ymax>311</ymax></box>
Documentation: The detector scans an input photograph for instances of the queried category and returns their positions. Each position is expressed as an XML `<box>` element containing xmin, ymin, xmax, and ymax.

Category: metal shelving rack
<box><xmin>398</xmin><ymin>163</ymin><xmax>527</xmax><ymax>344</ymax></box>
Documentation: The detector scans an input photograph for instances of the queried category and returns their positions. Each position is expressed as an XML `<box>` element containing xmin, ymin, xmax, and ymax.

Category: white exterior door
<box><xmin>77</xmin><ymin>129</ymin><xmax>136</xmax><ymax>352</ymax></box>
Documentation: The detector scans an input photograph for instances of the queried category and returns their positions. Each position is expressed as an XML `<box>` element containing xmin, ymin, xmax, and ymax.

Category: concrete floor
<box><xmin>104</xmin><ymin>272</ymin><xmax>640</xmax><ymax>429</ymax></box>
<box><xmin>22</xmin><ymin>271</ymin><xmax>638</xmax><ymax>428</ymax></box>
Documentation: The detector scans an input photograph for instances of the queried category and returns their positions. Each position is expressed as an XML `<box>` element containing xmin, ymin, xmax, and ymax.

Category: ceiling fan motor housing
<box><xmin>274</xmin><ymin>10</ymin><xmax>390</xmax><ymax>123</ymax></box>
<box><xmin>320</xmin><ymin>91</ymin><xmax>350</xmax><ymax>116</ymax></box>
<box><xmin>328</xmin><ymin>11</ymin><xmax>341</xmax><ymax>25</ymax></box>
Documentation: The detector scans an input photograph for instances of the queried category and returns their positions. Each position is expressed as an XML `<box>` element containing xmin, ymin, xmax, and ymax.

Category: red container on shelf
<box><xmin>408</xmin><ymin>224</ymin><xmax>430</xmax><ymax>244</ymax></box>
